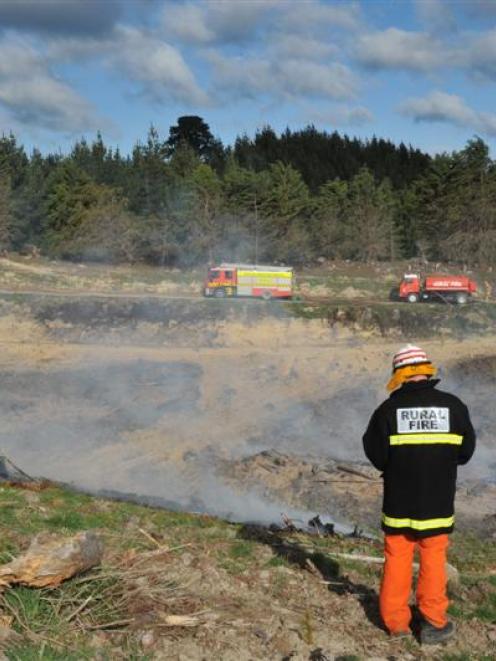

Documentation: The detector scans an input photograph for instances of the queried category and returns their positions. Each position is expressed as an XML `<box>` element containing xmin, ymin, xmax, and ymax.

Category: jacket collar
<box><xmin>390</xmin><ymin>378</ymin><xmax>440</xmax><ymax>398</ymax></box>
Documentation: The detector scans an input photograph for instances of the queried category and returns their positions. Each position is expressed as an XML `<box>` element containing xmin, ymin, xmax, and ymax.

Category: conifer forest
<box><xmin>0</xmin><ymin>115</ymin><xmax>494</xmax><ymax>267</ymax></box>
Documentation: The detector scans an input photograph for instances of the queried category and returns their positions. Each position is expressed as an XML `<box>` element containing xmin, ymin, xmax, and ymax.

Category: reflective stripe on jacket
<box><xmin>362</xmin><ymin>379</ymin><xmax>475</xmax><ymax>538</ymax></box>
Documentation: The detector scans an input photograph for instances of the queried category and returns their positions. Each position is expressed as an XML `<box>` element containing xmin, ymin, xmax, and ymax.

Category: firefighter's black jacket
<box><xmin>363</xmin><ymin>379</ymin><xmax>475</xmax><ymax>538</ymax></box>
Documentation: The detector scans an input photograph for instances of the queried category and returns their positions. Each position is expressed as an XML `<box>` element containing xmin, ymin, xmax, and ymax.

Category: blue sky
<box><xmin>1</xmin><ymin>0</ymin><xmax>496</xmax><ymax>157</ymax></box>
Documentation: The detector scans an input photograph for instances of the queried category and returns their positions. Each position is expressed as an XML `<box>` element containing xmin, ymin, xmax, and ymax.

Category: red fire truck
<box><xmin>395</xmin><ymin>273</ymin><xmax>477</xmax><ymax>304</ymax></box>
<box><xmin>204</xmin><ymin>263</ymin><xmax>293</xmax><ymax>300</ymax></box>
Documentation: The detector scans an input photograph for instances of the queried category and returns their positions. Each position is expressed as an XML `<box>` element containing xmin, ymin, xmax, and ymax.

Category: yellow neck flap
<box><xmin>387</xmin><ymin>363</ymin><xmax>437</xmax><ymax>392</ymax></box>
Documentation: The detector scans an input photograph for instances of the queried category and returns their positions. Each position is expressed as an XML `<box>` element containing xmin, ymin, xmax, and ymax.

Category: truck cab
<box><xmin>204</xmin><ymin>267</ymin><xmax>236</xmax><ymax>297</ymax></box>
<box><xmin>399</xmin><ymin>273</ymin><xmax>421</xmax><ymax>303</ymax></box>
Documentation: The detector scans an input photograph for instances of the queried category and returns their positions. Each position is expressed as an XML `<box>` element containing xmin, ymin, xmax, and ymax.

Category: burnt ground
<box><xmin>0</xmin><ymin>292</ymin><xmax>493</xmax><ymax>535</ymax></box>
<box><xmin>218</xmin><ymin>449</ymin><xmax>496</xmax><ymax>539</ymax></box>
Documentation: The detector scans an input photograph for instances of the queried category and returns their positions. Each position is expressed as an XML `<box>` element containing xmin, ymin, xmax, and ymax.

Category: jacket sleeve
<box><xmin>457</xmin><ymin>403</ymin><xmax>476</xmax><ymax>466</ymax></box>
<box><xmin>362</xmin><ymin>406</ymin><xmax>390</xmax><ymax>472</ymax></box>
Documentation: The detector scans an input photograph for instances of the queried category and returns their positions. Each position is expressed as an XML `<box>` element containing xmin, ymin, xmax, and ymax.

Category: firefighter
<box><xmin>362</xmin><ymin>345</ymin><xmax>475</xmax><ymax>644</ymax></box>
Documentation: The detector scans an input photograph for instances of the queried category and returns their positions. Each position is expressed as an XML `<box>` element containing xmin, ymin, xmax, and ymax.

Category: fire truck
<box><xmin>395</xmin><ymin>273</ymin><xmax>477</xmax><ymax>304</ymax></box>
<box><xmin>204</xmin><ymin>263</ymin><xmax>293</xmax><ymax>300</ymax></box>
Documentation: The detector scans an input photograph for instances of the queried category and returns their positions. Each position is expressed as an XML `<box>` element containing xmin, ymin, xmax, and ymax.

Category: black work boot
<box><xmin>420</xmin><ymin>620</ymin><xmax>455</xmax><ymax>645</ymax></box>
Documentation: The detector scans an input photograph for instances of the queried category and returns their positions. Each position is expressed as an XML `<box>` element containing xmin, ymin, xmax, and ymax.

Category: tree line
<box><xmin>0</xmin><ymin>115</ymin><xmax>494</xmax><ymax>267</ymax></box>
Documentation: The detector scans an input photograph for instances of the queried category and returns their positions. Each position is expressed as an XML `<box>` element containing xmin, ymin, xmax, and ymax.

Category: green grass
<box><xmin>0</xmin><ymin>483</ymin><xmax>492</xmax><ymax>657</ymax></box>
<box><xmin>265</xmin><ymin>555</ymin><xmax>291</xmax><ymax>568</ymax></box>
<box><xmin>6</xmin><ymin>641</ymin><xmax>151</xmax><ymax>660</ymax></box>
<box><xmin>6</xmin><ymin>645</ymin><xmax>97</xmax><ymax>660</ymax></box>
<box><xmin>228</xmin><ymin>541</ymin><xmax>255</xmax><ymax>559</ymax></box>
<box><xmin>449</xmin><ymin>564</ymin><xmax>496</xmax><ymax>624</ymax></box>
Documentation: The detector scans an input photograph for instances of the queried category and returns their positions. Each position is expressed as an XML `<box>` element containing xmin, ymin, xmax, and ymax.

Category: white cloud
<box><xmin>272</xmin><ymin>34</ymin><xmax>338</xmax><ymax>60</ymax></box>
<box><xmin>465</xmin><ymin>28</ymin><xmax>496</xmax><ymax>80</ymax></box>
<box><xmin>307</xmin><ymin>104</ymin><xmax>374</xmax><ymax>127</ymax></box>
<box><xmin>464</xmin><ymin>1</ymin><xmax>496</xmax><ymax>18</ymax></box>
<box><xmin>415</xmin><ymin>0</ymin><xmax>457</xmax><ymax>32</ymax></box>
<box><xmin>0</xmin><ymin>0</ymin><xmax>122</xmax><ymax>36</ymax></box>
<box><xmin>163</xmin><ymin>0</ymin><xmax>276</xmax><ymax>45</ymax></box>
<box><xmin>280</xmin><ymin>59</ymin><xmax>357</xmax><ymax>100</ymax></box>
<box><xmin>0</xmin><ymin>22</ymin><xmax>211</xmax><ymax>136</ymax></box>
<box><xmin>46</xmin><ymin>35</ymin><xmax>111</xmax><ymax>61</ymax></box>
<box><xmin>399</xmin><ymin>91</ymin><xmax>496</xmax><ymax>136</ymax></box>
<box><xmin>207</xmin><ymin>51</ymin><xmax>357</xmax><ymax>101</ymax></box>
<box><xmin>354</xmin><ymin>25</ymin><xmax>496</xmax><ymax>83</ymax></box>
<box><xmin>355</xmin><ymin>27</ymin><xmax>452</xmax><ymax>72</ymax></box>
<box><xmin>44</xmin><ymin>25</ymin><xmax>211</xmax><ymax>109</ymax></box>
<box><xmin>279</xmin><ymin>1</ymin><xmax>361</xmax><ymax>33</ymax></box>
<box><xmin>0</xmin><ymin>38</ymin><xmax>102</xmax><ymax>133</ymax></box>
<box><xmin>163</xmin><ymin>3</ymin><xmax>213</xmax><ymax>44</ymax></box>
<box><xmin>111</xmin><ymin>26</ymin><xmax>209</xmax><ymax>106</ymax></box>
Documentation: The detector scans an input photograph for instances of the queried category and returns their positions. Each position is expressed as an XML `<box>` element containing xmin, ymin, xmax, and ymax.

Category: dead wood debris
<box><xmin>0</xmin><ymin>531</ymin><xmax>103</xmax><ymax>589</ymax></box>
<box><xmin>0</xmin><ymin>530</ymin><xmax>206</xmax><ymax>651</ymax></box>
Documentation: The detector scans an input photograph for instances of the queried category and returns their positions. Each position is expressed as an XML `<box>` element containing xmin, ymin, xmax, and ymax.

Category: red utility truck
<box><xmin>396</xmin><ymin>273</ymin><xmax>477</xmax><ymax>304</ymax></box>
<box><xmin>204</xmin><ymin>263</ymin><xmax>293</xmax><ymax>300</ymax></box>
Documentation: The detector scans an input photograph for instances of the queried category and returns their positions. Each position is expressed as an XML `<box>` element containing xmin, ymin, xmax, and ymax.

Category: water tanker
<box><xmin>395</xmin><ymin>273</ymin><xmax>477</xmax><ymax>304</ymax></box>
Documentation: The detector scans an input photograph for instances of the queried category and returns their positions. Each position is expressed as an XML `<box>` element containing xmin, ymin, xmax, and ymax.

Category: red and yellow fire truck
<box><xmin>204</xmin><ymin>263</ymin><xmax>293</xmax><ymax>300</ymax></box>
<box><xmin>396</xmin><ymin>273</ymin><xmax>477</xmax><ymax>304</ymax></box>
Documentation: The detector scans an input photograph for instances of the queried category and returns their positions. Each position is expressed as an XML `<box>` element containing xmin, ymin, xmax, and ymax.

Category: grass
<box><xmin>446</xmin><ymin>537</ymin><xmax>496</xmax><ymax>625</ymax></box>
<box><xmin>0</xmin><ymin>257</ymin><xmax>202</xmax><ymax>296</ymax></box>
<box><xmin>265</xmin><ymin>555</ymin><xmax>291</xmax><ymax>568</ymax></box>
<box><xmin>0</xmin><ymin>484</ymin><xmax>219</xmax><ymax>655</ymax></box>
<box><xmin>0</xmin><ymin>482</ymin><xmax>492</xmax><ymax>657</ymax></box>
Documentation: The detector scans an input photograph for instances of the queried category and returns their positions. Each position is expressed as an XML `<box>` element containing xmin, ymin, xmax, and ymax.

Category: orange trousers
<box><xmin>379</xmin><ymin>533</ymin><xmax>449</xmax><ymax>634</ymax></box>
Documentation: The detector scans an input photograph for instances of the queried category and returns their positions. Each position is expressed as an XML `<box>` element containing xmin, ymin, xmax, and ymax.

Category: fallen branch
<box><xmin>65</xmin><ymin>596</ymin><xmax>93</xmax><ymax>622</ymax></box>
<box><xmin>0</xmin><ymin>531</ymin><xmax>103</xmax><ymax>589</ymax></box>
<box><xmin>138</xmin><ymin>528</ymin><xmax>163</xmax><ymax>548</ymax></box>
<box><xmin>159</xmin><ymin>614</ymin><xmax>200</xmax><ymax>627</ymax></box>
<box><xmin>80</xmin><ymin>618</ymin><xmax>134</xmax><ymax>631</ymax></box>
<box><xmin>335</xmin><ymin>464</ymin><xmax>377</xmax><ymax>480</ymax></box>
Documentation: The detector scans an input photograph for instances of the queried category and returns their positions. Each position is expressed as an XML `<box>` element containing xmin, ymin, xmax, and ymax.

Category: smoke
<box><xmin>0</xmin><ymin>295</ymin><xmax>493</xmax><ymax>532</ymax></box>
<box><xmin>0</xmin><ymin>358</ymin><xmax>357</xmax><ymax>530</ymax></box>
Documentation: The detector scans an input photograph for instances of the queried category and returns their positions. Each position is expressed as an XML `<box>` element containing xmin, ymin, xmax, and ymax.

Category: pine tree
<box><xmin>128</xmin><ymin>126</ymin><xmax>170</xmax><ymax>216</ymax></box>
<box><xmin>187</xmin><ymin>164</ymin><xmax>225</xmax><ymax>262</ymax></box>
<box><xmin>11</xmin><ymin>149</ymin><xmax>51</xmax><ymax>247</ymax></box>
<box><xmin>166</xmin><ymin>116</ymin><xmax>225</xmax><ymax>171</ymax></box>
<box><xmin>223</xmin><ymin>161</ymin><xmax>270</xmax><ymax>262</ymax></box>
<box><xmin>343</xmin><ymin>168</ymin><xmax>396</xmax><ymax>261</ymax></box>
<box><xmin>0</xmin><ymin>173</ymin><xmax>12</xmax><ymax>251</ymax></box>
<box><xmin>0</xmin><ymin>133</ymin><xmax>28</xmax><ymax>188</ymax></box>
<box><xmin>312</xmin><ymin>179</ymin><xmax>348</xmax><ymax>259</ymax></box>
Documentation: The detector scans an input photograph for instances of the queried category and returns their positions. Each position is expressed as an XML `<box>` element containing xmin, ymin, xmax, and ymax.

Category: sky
<box><xmin>1</xmin><ymin>0</ymin><xmax>496</xmax><ymax>157</ymax></box>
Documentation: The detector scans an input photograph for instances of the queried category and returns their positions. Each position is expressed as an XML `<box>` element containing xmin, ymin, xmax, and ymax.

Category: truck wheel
<box><xmin>262</xmin><ymin>291</ymin><xmax>273</xmax><ymax>301</ymax></box>
<box><xmin>214</xmin><ymin>288</ymin><xmax>226</xmax><ymax>298</ymax></box>
<box><xmin>407</xmin><ymin>293</ymin><xmax>419</xmax><ymax>303</ymax></box>
<box><xmin>457</xmin><ymin>293</ymin><xmax>468</xmax><ymax>304</ymax></box>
